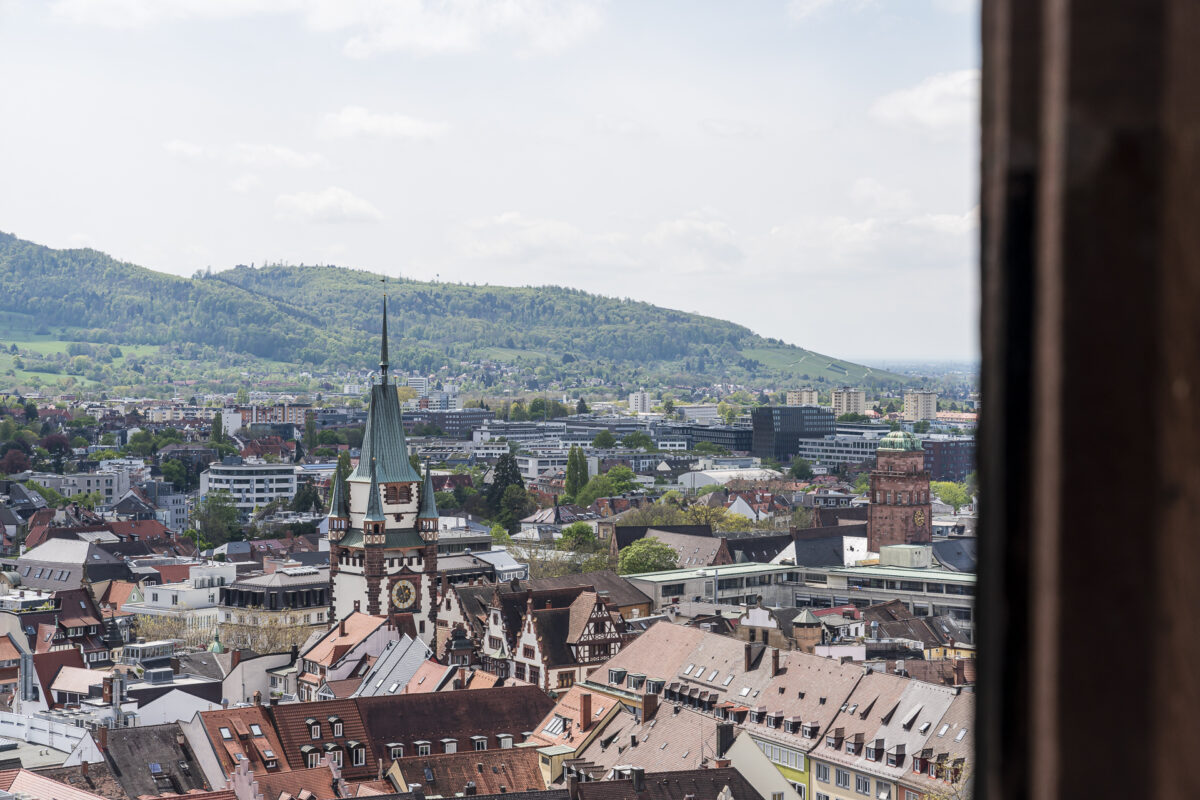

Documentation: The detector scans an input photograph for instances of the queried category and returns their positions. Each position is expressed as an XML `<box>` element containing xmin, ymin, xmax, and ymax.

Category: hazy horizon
<box><xmin>0</xmin><ymin>0</ymin><xmax>980</xmax><ymax>361</ymax></box>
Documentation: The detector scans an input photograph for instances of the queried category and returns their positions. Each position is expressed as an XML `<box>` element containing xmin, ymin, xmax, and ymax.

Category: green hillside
<box><xmin>0</xmin><ymin>232</ymin><xmax>905</xmax><ymax>390</ymax></box>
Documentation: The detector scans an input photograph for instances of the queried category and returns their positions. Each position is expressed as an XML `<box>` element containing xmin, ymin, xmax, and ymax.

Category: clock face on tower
<box><xmin>913</xmin><ymin>508</ymin><xmax>926</xmax><ymax>527</ymax></box>
<box><xmin>391</xmin><ymin>579</ymin><xmax>416</xmax><ymax>610</ymax></box>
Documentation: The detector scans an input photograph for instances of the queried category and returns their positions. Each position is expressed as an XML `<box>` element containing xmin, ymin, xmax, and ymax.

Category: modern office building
<box><xmin>750</xmin><ymin>406</ymin><xmax>836</xmax><ymax>461</ymax></box>
<box><xmin>199</xmin><ymin>457</ymin><xmax>298</xmax><ymax>515</ymax></box>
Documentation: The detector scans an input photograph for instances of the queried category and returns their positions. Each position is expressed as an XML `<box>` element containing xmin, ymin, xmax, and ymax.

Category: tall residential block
<box><xmin>903</xmin><ymin>390</ymin><xmax>939</xmax><ymax>421</ymax></box>
<box><xmin>831</xmin><ymin>387</ymin><xmax>867</xmax><ymax>417</ymax></box>
<box><xmin>628</xmin><ymin>390</ymin><xmax>653</xmax><ymax>414</ymax></box>
<box><xmin>786</xmin><ymin>388</ymin><xmax>819</xmax><ymax>406</ymax></box>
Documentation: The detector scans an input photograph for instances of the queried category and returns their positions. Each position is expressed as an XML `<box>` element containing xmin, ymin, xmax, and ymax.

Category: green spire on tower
<box><xmin>418</xmin><ymin>461</ymin><xmax>439</xmax><ymax>522</ymax></box>
<box><xmin>327</xmin><ymin>467</ymin><xmax>349</xmax><ymax>519</ymax></box>
<box><xmin>379</xmin><ymin>295</ymin><xmax>390</xmax><ymax>383</ymax></box>
<box><xmin>364</xmin><ymin>458</ymin><xmax>385</xmax><ymax>524</ymax></box>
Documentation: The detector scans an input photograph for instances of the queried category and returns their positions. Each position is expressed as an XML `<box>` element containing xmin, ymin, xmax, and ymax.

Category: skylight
<box><xmin>955</xmin><ymin>728</ymin><xmax>968</xmax><ymax>742</ymax></box>
<box><xmin>219</xmin><ymin>728</ymin><xmax>232</xmax><ymax>740</ymax></box>
<box><xmin>707</xmin><ymin>669</ymin><xmax>719</xmax><ymax>681</ymax></box>
<box><xmin>938</xmin><ymin>724</ymin><xmax>950</xmax><ymax>737</ymax></box>
<box><xmin>683</xmin><ymin>664</ymin><xmax>694</xmax><ymax>675</ymax></box>
<box><xmin>740</xmin><ymin>687</ymin><xmax>750</xmax><ymax>697</ymax></box>
<box><xmin>722</xmin><ymin>675</ymin><xmax>733</xmax><ymax>686</ymax></box>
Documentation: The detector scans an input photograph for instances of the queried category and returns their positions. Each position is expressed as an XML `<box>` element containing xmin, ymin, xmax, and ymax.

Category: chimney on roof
<box><xmin>231</xmin><ymin>649</ymin><xmax>241</xmax><ymax>670</ymax></box>
<box><xmin>95</xmin><ymin>725</ymin><xmax>107</xmax><ymax>751</ymax></box>
<box><xmin>579</xmin><ymin>692</ymin><xmax>593</xmax><ymax>732</ymax></box>
<box><xmin>102</xmin><ymin>676</ymin><xmax>113</xmax><ymax>705</ymax></box>
<box><xmin>716</xmin><ymin>722</ymin><xmax>735</xmax><ymax>758</ymax></box>
<box><xmin>771</xmin><ymin>648</ymin><xmax>781</xmax><ymax>677</ymax></box>
<box><xmin>642</xmin><ymin>690</ymin><xmax>658</xmax><ymax>722</ymax></box>
<box><xmin>566</xmin><ymin>774</ymin><xmax>579</xmax><ymax>800</ymax></box>
<box><xmin>744</xmin><ymin>642</ymin><xmax>753</xmax><ymax>673</ymax></box>
<box><xmin>81</xmin><ymin>760</ymin><xmax>89</xmax><ymax>778</ymax></box>
<box><xmin>270</xmin><ymin>695</ymin><xmax>278</xmax><ymax>707</ymax></box>
<box><xmin>630</xmin><ymin>734</ymin><xmax>638</xmax><ymax>748</ymax></box>
<box><xmin>253</xmin><ymin>690</ymin><xmax>262</xmax><ymax>706</ymax></box>
<box><xmin>630</xmin><ymin>767</ymin><xmax>645</xmax><ymax>792</ymax></box>
<box><xmin>339</xmin><ymin>617</ymin><xmax>346</xmax><ymax>637</ymax></box>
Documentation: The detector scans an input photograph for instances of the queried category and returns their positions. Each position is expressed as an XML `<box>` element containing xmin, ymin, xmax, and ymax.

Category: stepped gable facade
<box><xmin>329</xmin><ymin>298</ymin><xmax>442</xmax><ymax>645</ymax></box>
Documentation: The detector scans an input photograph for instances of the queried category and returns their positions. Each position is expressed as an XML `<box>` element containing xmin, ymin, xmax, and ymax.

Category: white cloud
<box><xmin>850</xmin><ymin>178</ymin><xmax>913</xmax><ymax>212</ymax></box>
<box><xmin>905</xmin><ymin>206</ymin><xmax>979</xmax><ymax>236</ymax></box>
<box><xmin>229</xmin><ymin>174</ymin><xmax>263</xmax><ymax>194</ymax></box>
<box><xmin>871</xmin><ymin>69</ymin><xmax>979</xmax><ymax>130</ymax></box>
<box><xmin>458</xmin><ymin>212</ymin><xmax>633</xmax><ymax>269</ymax></box>
<box><xmin>51</xmin><ymin>0</ymin><xmax>604</xmax><ymax>57</ymax></box>
<box><xmin>318</xmin><ymin>106</ymin><xmax>448</xmax><ymax>140</ymax></box>
<box><xmin>163</xmin><ymin>139</ymin><xmax>205</xmax><ymax>158</ymax></box>
<box><xmin>274</xmin><ymin>186</ymin><xmax>383</xmax><ymax>223</ymax></box>
<box><xmin>228</xmin><ymin>143</ymin><xmax>326</xmax><ymax>169</ymax></box>
<box><xmin>786</xmin><ymin>0</ymin><xmax>876</xmax><ymax>21</ymax></box>
<box><xmin>699</xmin><ymin>118</ymin><xmax>763</xmax><ymax>139</ymax></box>
<box><xmin>644</xmin><ymin>217</ymin><xmax>744</xmax><ymax>273</ymax></box>
<box><xmin>163</xmin><ymin>140</ymin><xmax>326</xmax><ymax>169</ymax></box>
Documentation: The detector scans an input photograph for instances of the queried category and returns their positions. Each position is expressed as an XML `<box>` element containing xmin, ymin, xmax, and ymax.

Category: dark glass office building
<box><xmin>751</xmin><ymin>405</ymin><xmax>836</xmax><ymax>461</ymax></box>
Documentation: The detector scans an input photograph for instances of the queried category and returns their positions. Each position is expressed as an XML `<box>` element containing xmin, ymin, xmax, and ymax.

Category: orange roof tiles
<box><xmin>301</xmin><ymin>612</ymin><xmax>389</xmax><ymax>668</ymax></box>
<box><xmin>0</xmin><ymin>768</ymin><xmax>110</xmax><ymax>800</ymax></box>
<box><xmin>200</xmin><ymin>705</ymin><xmax>290</xmax><ymax>778</ymax></box>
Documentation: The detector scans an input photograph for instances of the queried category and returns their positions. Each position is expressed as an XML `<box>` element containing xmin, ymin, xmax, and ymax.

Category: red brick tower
<box><xmin>867</xmin><ymin>430</ymin><xmax>932</xmax><ymax>552</ymax></box>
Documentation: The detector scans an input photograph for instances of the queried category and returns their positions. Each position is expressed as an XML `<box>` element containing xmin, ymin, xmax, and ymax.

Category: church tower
<box><xmin>866</xmin><ymin>429</ymin><xmax>932</xmax><ymax>552</ymax></box>
<box><xmin>330</xmin><ymin>299</ymin><xmax>440</xmax><ymax>644</ymax></box>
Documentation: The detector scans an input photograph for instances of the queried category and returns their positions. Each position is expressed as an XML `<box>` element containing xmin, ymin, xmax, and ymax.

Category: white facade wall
<box><xmin>200</xmin><ymin>463</ymin><xmax>298</xmax><ymax>513</ymax></box>
<box><xmin>628</xmin><ymin>391</ymin><xmax>652</xmax><ymax>414</ymax></box>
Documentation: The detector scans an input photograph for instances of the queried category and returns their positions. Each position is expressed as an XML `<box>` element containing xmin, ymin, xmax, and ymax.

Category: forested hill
<box><xmin>0</xmin><ymin>232</ymin><xmax>901</xmax><ymax>385</ymax></box>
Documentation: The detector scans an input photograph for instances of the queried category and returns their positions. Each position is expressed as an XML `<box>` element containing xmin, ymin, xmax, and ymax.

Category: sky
<box><xmin>0</xmin><ymin>0</ymin><xmax>980</xmax><ymax>362</ymax></box>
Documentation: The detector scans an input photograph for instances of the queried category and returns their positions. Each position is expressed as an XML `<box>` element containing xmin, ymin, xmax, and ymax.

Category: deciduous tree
<box><xmin>618</xmin><ymin>537</ymin><xmax>678</xmax><ymax>575</ymax></box>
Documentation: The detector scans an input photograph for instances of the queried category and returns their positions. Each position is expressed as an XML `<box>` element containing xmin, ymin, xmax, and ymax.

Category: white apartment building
<box><xmin>121</xmin><ymin>561</ymin><xmax>237</xmax><ymax>634</ymax></box>
<box><xmin>786</xmin><ymin>389</ymin><xmax>820</xmax><ymax>406</ymax></box>
<box><xmin>26</xmin><ymin>471</ymin><xmax>130</xmax><ymax>504</ymax></box>
<box><xmin>199</xmin><ymin>459</ymin><xmax>298</xmax><ymax>514</ymax></box>
<box><xmin>404</xmin><ymin>376</ymin><xmax>430</xmax><ymax>396</ymax></box>
<box><xmin>145</xmin><ymin>405</ymin><xmax>220</xmax><ymax>423</ymax></box>
<box><xmin>831</xmin><ymin>388</ymin><xmax>867</xmax><ymax>417</ymax></box>
<box><xmin>903</xmin><ymin>390</ymin><xmax>939</xmax><ymax>421</ymax></box>
<box><xmin>628</xmin><ymin>390</ymin><xmax>653</xmax><ymax>414</ymax></box>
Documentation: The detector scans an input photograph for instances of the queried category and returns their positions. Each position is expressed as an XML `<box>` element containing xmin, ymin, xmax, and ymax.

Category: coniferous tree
<box><xmin>487</xmin><ymin>453</ymin><xmax>524</xmax><ymax>513</ymax></box>
<box><xmin>564</xmin><ymin>445</ymin><xmax>587</xmax><ymax>499</ymax></box>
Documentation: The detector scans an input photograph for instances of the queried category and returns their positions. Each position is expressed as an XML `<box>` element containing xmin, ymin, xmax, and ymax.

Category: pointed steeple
<box><xmin>350</xmin><ymin>295</ymin><xmax>420</xmax><ymax>485</ymax></box>
<box><xmin>327</xmin><ymin>468</ymin><xmax>349</xmax><ymax>520</ymax></box>
<box><xmin>379</xmin><ymin>296</ymin><xmax>390</xmax><ymax>383</ymax></box>
<box><xmin>418</xmin><ymin>461</ymin><xmax>439</xmax><ymax>522</ymax></box>
<box><xmin>364</xmin><ymin>458</ymin><xmax>385</xmax><ymax>524</ymax></box>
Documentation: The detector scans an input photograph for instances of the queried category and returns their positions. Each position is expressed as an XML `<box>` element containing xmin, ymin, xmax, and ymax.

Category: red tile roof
<box><xmin>199</xmin><ymin>704</ymin><xmax>290</xmax><ymax>778</ymax></box>
<box><xmin>0</xmin><ymin>768</ymin><xmax>111</xmax><ymax>800</ymax></box>
<box><xmin>267</xmin><ymin>699</ymin><xmax>375</xmax><ymax>780</ymax></box>
<box><xmin>108</xmin><ymin>519</ymin><xmax>170</xmax><ymax>540</ymax></box>
<box><xmin>393</xmin><ymin>746</ymin><xmax>545</xmax><ymax>796</ymax></box>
